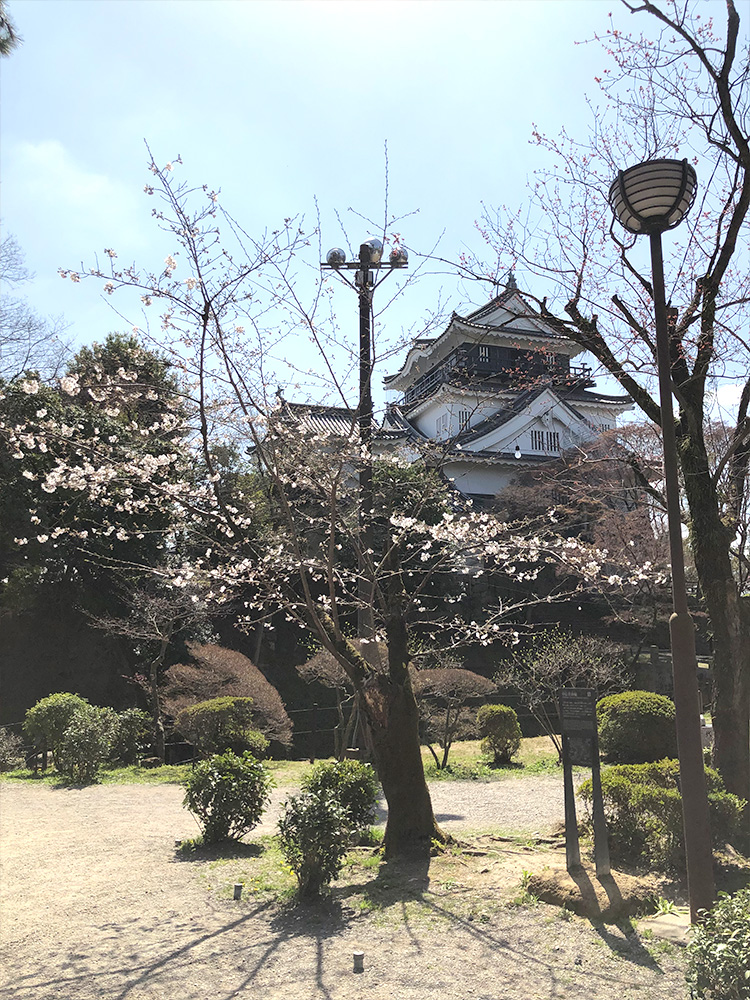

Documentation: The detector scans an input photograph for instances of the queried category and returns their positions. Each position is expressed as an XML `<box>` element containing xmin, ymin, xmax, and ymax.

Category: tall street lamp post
<box><xmin>321</xmin><ymin>240</ymin><xmax>409</xmax><ymax>649</ymax></box>
<box><xmin>609</xmin><ymin>158</ymin><xmax>716</xmax><ymax>921</ymax></box>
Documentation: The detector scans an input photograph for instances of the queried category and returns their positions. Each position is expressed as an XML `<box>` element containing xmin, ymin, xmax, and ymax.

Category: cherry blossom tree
<box><xmin>0</xmin><ymin>333</ymin><xmax>194</xmax><ymax>605</ymax></box>
<box><xmin>41</xmin><ymin>151</ymin><xmax>645</xmax><ymax>856</ymax></box>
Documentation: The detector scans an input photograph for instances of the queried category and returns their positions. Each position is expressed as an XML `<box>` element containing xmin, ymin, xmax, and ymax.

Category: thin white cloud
<box><xmin>4</xmin><ymin>140</ymin><xmax>146</xmax><ymax>258</ymax></box>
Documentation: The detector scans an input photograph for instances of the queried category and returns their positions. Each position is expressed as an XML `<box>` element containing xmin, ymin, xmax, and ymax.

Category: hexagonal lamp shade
<box><xmin>608</xmin><ymin>158</ymin><xmax>697</xmax><ymax>235</ymax></box>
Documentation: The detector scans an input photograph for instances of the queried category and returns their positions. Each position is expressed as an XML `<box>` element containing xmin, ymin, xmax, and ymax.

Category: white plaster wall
<box><xmin>441</xmin><ymin>461</ymin><xmax>517</xmax><ymax>496</ymax></box>
<box><xmin>411</xmin><ymin>394</ymin><xmax>502</xmax><ymax>440</ymax></box>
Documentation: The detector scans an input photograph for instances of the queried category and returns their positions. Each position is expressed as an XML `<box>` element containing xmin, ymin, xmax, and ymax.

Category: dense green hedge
<box><xmin>175</xmin><ymin>696</ymin><xmax>269</xmax><ymax>758</ymax></box>
<box><xmin>580</xmin><ymin>760</ymin><xmax>746</xmax><ymax>869</ymax></box>
<box><xmin>597</xmin><ymin>690</ymin><xmax>677</xmax><ymax>763</ymax></box>
<box><xmin>476</xmin><ymin>704</ymin><xmax>521</xmax><ymax>765</ymax></box>
<box><xmin>278</xmin><ymin>791</ymin><xmax>350</xmax><ymax>897</ymax></box>
<box><xmin>23</xmin><ymin>692</ymin><xmax>92</xmax><ymax>766</ymax></box>
<box><xmin>686</xmin><ymin>887</ymin><xmax>750</xmax><ymax>998</ymax></box>
<box><xmin>301</xmin><ymin>759</ymin><xmax>379</xmax><ymax>836</ymax></box>
<box><xmin>183</xmin><ymin>751</ymin><xmax>272</xmax><ymax>843</ymax></box>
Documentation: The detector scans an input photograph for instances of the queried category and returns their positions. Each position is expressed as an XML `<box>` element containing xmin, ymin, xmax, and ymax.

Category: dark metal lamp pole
<box><xmin>322</xmin><ymin>240</ymin><xmax>409</xmax><ymax>651</ymax></box>
<box><xmin>609</xmin><ymin>158</ymin><xmax>715</xmax><ymax>922</ymax></box>
<box><xmin>357</xmin><ymin>241</ymin><xmax>376</xmax><ymax>639</ymax></box>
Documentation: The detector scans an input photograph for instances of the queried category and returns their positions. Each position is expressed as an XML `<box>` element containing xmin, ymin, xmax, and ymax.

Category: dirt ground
<box><xmin>0</xmin><ymin>780</ymin><xmax>690</xmax><ymax>1000</ymax></box>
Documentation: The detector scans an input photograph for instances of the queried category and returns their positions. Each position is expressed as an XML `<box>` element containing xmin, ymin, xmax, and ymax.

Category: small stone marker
<box><xmin>233</xmin><ymin>883</ymin><xmax>243</xmax><ymax>900</ymax></box>
<box><xmin>353</xmin><ymin>951</ymin><xmax>364</xmax><ymax>973</ymax></box>
<box><xmin>638</xmin><ymin>909</ymin><xmax>692</xmax><ymax>946</ymax></box>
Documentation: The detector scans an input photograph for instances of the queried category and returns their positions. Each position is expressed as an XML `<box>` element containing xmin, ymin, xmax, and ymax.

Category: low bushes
<box><xmin>55</xmin><ymin>706</ymin><xmax>117</xmax><ymax>784</ymax></box>
<box><xmin>183</xmin><ymin>750</ymin><xmax>272</xmax><ymax>843</ymax></box>
<box><xmin>24</xmin><ymin>694</ymin><xmax>119</xmax><ymax>782</ymax></box>
<box><xmin>23</xmin><ymin>692</ymin><xmax>92</xmax><ymax>767</ymax></box>
<box><xmin>279</xmin><ymin>759</ymin><xmax>380</xmax><ymax>896</ymax></box>
<box><xmin>23</xmin><ymin>693</ymin><xmax>164</xmax><ymax>782</ymax></box>
<box><xmin>579</xmin><ymin>760</ymin><xmax>746</xmax><ymax>869</ymax></box>
<box><xmin>111</xmin><ymin>708</ymin><xmax>152</xmax><ymax>765</ymax></box>
<box><xmin>301</xmin><ymin>759</ymin><xmax>379</xmax><ymax>837</ymax></box>
<box><xmin>175</xmin><ymin>697</ymin><xmax>269</xmax><ymax>759</ymax></box>
<box><xmin>686</xmin><ymin>887</ymin><xmax>750</xmax><ymax>999</ymax></box>
<box><xmin>413</xmin><ymin>667</ymin><xmax>496</xmax><ymax>770</ymax></box>
<box><xmin>278</xmin><ymin>792</ymin><xmax>350</xmax><ymax>898</ymax></box>
<box><xmin>597</xmin><ymin>690</ymin><xmax>677</xmax><ymax>763</ymax></box>
<box><xmin>477</xmin><ymin>704</ymin><xmax>522</xmax><ymax>765</ymax></box>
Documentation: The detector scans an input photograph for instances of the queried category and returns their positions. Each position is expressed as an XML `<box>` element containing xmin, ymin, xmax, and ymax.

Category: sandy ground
<box><xmin>0</xmin><ymin>778</ymin><xmax>689</xmax><ymax>999</ymax></box>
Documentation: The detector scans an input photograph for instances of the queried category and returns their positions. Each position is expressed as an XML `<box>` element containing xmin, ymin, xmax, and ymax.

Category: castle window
<box><xmin>458</xmin><ymin>409</ymin><xmax>471</xmax><ymax>431</ymax></box>
<box><xmin>547</xmin><ymin>431</ymin><xmax>560</xmax><ymax>451</ymax></box>
<box><xmin>436</xmin><ymin>412</ymin><xmax>449</xmax><ymax>438</ymax></box>
<box><xmin>531</xmin><ymin>429</ymin><xmax>544</xmax><ymax>450</ymax></box>
<box><xmin>478</xmin><ymin>345</ymin><xmax>490</xmax><ymax>363</ymax></box>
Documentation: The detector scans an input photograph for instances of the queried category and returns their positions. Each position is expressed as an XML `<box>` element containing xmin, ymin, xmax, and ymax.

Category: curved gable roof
<box><xmin>384</xmin><ymin>288</ymin><xmax>580</xmax><ymax>390</ymax></box>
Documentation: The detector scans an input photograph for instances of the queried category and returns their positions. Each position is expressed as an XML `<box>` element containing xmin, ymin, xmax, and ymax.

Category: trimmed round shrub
<box><xmin>110</xmin><ymin>709</ymin><xmax>152</xmax><ymax>764</ymax></box>
<box><xmin>579</xmin><ymin>760</ymin><xmax>746</xmax><ymax>869</ymax></box>
<box><xmin>277</xmin><ymin>791</ymin><xmax>350</xmax><ymax>897</ymax></box>
<box><xmin>597</xmin><ymin>690</ymin><xmax>677</xmax><ymax>763</ymax></box>
<box><xmin>175</xmin><ymin>697</ymin><xmax>269</xmax><ymax>759</ymax></box>
<box><xmin>55</xmin><ymin>705</ymin><xmax>117</xmax><ymax>784</ymax></box>
<box><xmin>686</xmin><ymin>887</ymin><xmax>750</xmax><ymax>998</ymax></box>
<box><xmin>301</xmin><ymin>759</ymin><xmax>379</xmax><ymax>836</ymax></box>
<box><xmin>0</xmin><ymin>727</ymin><xmax>25</xmax><ymax>771</ymax></box>
<box><xmin>23</xmin><ymin>692</ymin><xmax>91</xmax><ymax>765</ymax></box>
<box><xmin>183</xmin><ymin>750</ymin><xmax>272</xmax><ymax>843</ymax></box>
<box><xmin>477</xmin><ymin>704</ymin><xmax>522</xmax><ymax>765</ymax></box>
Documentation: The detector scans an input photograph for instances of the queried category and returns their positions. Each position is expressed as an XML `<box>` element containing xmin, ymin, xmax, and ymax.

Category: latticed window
<box><xmin>531</xmin><ymin>430</ymin><xmax>544</xmax><ymax>450</ymax></box>
<box><xmin>478</xmin><ymin>345</ymin><xmax>490</xmax><ymax>363</ymax></box>
<box><xmin>547</xmin><ymin>431</ymin><xmax>560</xmax><ymax>451</ymax></box>
<box><xmin>458</xmin><ymin>409</ymin><xmax>471</xmax><ymax>431</ymax></box>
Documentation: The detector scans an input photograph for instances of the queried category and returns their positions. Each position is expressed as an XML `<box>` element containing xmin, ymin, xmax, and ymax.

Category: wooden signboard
<box><xmin>559</xmin><ymin>688</ymin><xmax>610</xmax><ymax>877</ymax></box>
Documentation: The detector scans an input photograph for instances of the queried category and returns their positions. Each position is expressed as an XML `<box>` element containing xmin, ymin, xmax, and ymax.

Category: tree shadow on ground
<box><xmin>172</xmin><ymin>839</ymin><xmax>264</xmax><ymax>862</ymax></box>
<box><xmin>592</xmin><ymin>917</ymin><xmax>664</xmax><ymax>969</ymax></box>
<box><xmin>323</xmin><ymin>850</ymin><xmax>673</xmax><ymax>989</ymax></box>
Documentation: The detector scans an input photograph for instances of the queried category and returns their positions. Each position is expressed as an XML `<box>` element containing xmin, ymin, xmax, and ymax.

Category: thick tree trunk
<box><xmin>360</xmin><ymin>544</ymin><xmax>447</xmax><ymax>857</ymax></box>
<box><xmin>681</xmin><ymin>429</ymin><xmax>750</xmax><ymax>808</ymax></box>
<box><xmin>363</xmin><ymin>672</ymin><xmax>446</xmax><ymax>856</ymax></box>
<box><xmin>697</xmin><ymin>570</ymin><xmax>750</xmax><ymax>802</ymax></box>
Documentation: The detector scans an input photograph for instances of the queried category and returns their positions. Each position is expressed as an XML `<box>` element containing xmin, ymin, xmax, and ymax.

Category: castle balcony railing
<box><xmin>402</xmin><ymin>349</ymin><xmax>593</xmax><ymax>406</ymax></box>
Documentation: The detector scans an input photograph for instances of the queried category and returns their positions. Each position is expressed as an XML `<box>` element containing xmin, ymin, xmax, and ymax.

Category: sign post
<box><xmin>559</xmin><ymin>688</ymin><xmax>610</xmax><ymax>877</ymax></box>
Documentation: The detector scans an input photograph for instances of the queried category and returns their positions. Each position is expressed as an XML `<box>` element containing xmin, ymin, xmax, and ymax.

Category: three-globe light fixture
<box><xmin>608</xmin><ymin>158</ymin><xmax>715</xmax><ymax>922</ymax></box>
<box><xmin>321</xmin><ymin>239</ymin><xmax>409</xmax><ymax>649</ymax></box>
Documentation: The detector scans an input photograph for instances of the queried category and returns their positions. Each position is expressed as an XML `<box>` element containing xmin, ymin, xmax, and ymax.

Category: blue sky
<box><xmin>2</xmin><ymin>0</ymin><xmax>737</xmax><ymax>408</ymax></box>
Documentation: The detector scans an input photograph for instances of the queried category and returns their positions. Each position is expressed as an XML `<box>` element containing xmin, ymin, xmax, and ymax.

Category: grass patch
<box><xmin>420</xmin><ymin>737</ymin><xmax>560</xmax><ymax>780</ymax></box>
<box><xmin>180</xmin><ymin>834</ymin><xmax>298</xmax><ymax>901</ymax></box>
<box><xmin>0</xmin><ymin>763</ymin><xmax>194</xmax><ymax>786</ymax></box>
<box><xmin>423</xmin><ymin>759</ymin><xmax>491</xmax><ymax>781</ymax></box>
<box><xmin>1</xmin><ymin>738</ymin><xmax>560</xmax><ymax>788</ymax></box>
<box><xmin>0</xmin><ymin>756</ymin><xmax>314</xmax><ymax>788</ymax></box>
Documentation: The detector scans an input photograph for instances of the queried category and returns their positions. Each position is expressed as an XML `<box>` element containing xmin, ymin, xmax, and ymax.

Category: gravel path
<box><xmin>0</xmin><ymin>778</ymin><xmax>687</xmax><ymax>1000</ymax></box>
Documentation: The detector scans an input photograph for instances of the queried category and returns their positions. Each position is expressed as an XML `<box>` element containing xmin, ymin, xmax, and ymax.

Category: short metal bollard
<box><xmin>353</xmin><ymin>951</ymin><xmax>364</xmax><ymax>973</ymax></box>
<box><xmin>233</xmin><ymin>883</ymin><xmax>243</xmax><ymax>900</ymax></box>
